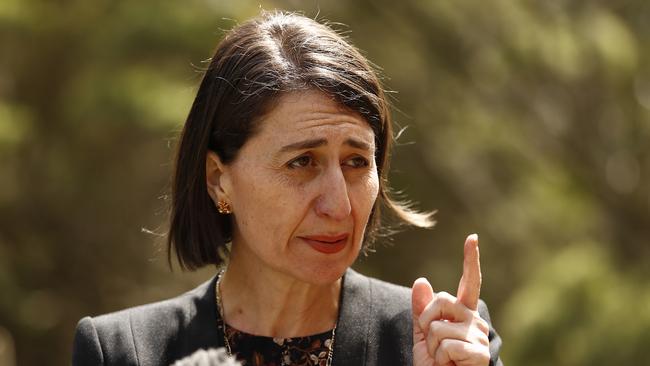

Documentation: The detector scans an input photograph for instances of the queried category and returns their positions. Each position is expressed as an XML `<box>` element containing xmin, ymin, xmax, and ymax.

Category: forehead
<box><xmin>252</xmin><ymin>90</ymin><xmax>375</xmax><ymax>144</ymax></box>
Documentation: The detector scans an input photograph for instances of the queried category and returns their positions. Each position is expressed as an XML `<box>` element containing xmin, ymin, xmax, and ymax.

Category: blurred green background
<box><xmin>1</xmin><ymin>0</ymin><xmax>649</xmax><ymax>365</ymax></box>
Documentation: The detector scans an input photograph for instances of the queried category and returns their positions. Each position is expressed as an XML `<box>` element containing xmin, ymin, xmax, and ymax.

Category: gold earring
<box><xmin>217</xmin><ymin>200</ymin><xmax>232</xmax><ymax>214</ymax></box>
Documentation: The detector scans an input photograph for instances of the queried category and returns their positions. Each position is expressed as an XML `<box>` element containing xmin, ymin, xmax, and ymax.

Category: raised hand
<box><xmin>411</xmin><ymin>234</ymin><xmax>490</xmax><ymax>366</ymax></box>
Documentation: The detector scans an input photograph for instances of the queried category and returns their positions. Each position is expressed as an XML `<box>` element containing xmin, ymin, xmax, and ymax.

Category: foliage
<box><xmin>0</xmin><ymin>0</ymin><xmax>648</xmax><ymax>365</ymax></box>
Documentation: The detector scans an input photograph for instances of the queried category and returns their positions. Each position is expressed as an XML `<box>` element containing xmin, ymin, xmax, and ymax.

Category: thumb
<box><xmin>412</xmin><ymin>277</ymin><xmax>434</xmax><ymax>363</ymax></box>
<box><xmin>412</xmin><ymin>278</ymin><xmax>434</xmax><ymax>366</ymax></box>
<box><xmin>412</xmin><ymin>277</ymin><xmax>434</xmax><ymax>318</ymax></box>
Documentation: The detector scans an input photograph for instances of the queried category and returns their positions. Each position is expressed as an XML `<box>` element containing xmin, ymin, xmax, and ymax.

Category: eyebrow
<box><xmin>279</xmin><ymin>138</ymin><xmax>373</xmax><ymax>153</ymax></box>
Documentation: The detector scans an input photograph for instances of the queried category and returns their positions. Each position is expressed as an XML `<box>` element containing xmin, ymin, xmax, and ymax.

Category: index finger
<box><xmin>456</xmin><ymin>233</ymin><xmax>481</xmax><ymax>310</ymax></box>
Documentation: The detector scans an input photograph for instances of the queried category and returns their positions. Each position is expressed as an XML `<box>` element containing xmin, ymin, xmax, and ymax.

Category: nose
<box><xmin>314</xmin><ymin>165</ymin><xmax>352</xmax><ymax>221</ymax></box>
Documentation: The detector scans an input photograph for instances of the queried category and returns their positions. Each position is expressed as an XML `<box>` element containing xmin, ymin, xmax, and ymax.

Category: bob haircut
<box><xmin>168</xmin><ymin>11</ymin><xmax>433</xmax><ymax>270</ymax></box>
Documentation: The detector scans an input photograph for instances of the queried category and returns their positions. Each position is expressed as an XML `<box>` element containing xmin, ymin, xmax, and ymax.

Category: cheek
<box><xmin>354</xmin><ymin>172</ymin><xmax>380</xmax><ymax>220</ymax></box>
<box><xmin>231</xmin><ymin>169</ymin><xmax>307</xmax><ymax>239</ymax></box>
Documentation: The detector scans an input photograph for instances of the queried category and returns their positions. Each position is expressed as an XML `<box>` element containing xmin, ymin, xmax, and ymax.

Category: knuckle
<box><xmin>473</xmin><ymin>316</ymin><xmax>490</xmax><ymax>334</ymax></box>
<box><xmin>428</xmin><ymin>321</ymin><xmax>437</xmax><ymax>337</ymax></box>
<box><xmin>438</xmin><ymin>337</ymin><xmax>454</xmax><ymax>348</ymax></box>
<box><xmin>428</xmin><ymin>320</ymin><xmax>439</xmax><ymax>333</ymax></box>
<box><xmin>478</xmin><ymin>332</ymin><xmax>490</xmax><ymax>347</ymax></box>
<box><xmin>434</xmin><ymin>292</ymin><xmax>457</xmax><ymax>309</ymax></box>
<box><xmin>426</xmin><ymin>332</ymin><xmax>439</xmax><ymax>356</ymax></box>
<box><xmin>436</xmin><ymin>291</ymin><xmax>454</xmax><ymax>302</ymax></box>
<box><xmin>427</xmin><ymin>321</ymin><xmax>444</xmax><ymax>342</ymax></box>
<box><xmin>435</xmin><ymin>338</ymin><xmax>455</xmax><ymax>362</ymax></box>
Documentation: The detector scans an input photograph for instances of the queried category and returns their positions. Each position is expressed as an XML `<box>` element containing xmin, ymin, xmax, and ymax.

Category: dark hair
<box><xmin>168</xmin><ymin>11</ymin><xmax>433</xmax><ymax>270</ymax></box>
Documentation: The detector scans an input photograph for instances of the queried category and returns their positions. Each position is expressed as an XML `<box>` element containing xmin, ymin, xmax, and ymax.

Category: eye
<box><xmin>287</xmin><ymin>155</ymin><xmax>313</xmax><ymax>169</ymax></box>
<box><xmin>343</xmin><ymin>156</ymin><xmax>370</xmax><ymax>168</ymax></box>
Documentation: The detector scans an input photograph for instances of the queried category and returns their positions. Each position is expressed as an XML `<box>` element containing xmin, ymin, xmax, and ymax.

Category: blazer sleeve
<box><xmin>478</xmin><ymin>300</ymin><xmax>504</xmax><ymax>366</ymax></box>
<box><xmin>72</xmin><ymin>316</ymin><xmax>104</xmax><ymax>365</ymax></box>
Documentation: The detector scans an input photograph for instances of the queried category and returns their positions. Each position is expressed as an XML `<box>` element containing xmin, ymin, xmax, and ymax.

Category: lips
<box><xmin>299</xmin><ymin>233</ymin><xmax>349</xmax><ymax>254</ymax></box>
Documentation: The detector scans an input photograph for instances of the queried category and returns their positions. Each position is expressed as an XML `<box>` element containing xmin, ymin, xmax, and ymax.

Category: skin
<box><xmin>206</xmin><ymin>90</ymin><xmax>379</xmax><ymax>337</ymax></box>
<box><xmin>206</xmin><ymin>89</ymin><xmax>490</xmax><ymax>364</ymax></box>
<box><xmin>412</xmin><ymin>234</ymin><xmax>491</xmax><ymax>365</ymax></box>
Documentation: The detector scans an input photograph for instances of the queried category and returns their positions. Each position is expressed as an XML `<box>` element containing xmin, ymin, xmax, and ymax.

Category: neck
<box><xmin>219</xmin><ymin>247</ymin><xmax>341</xmax><ymax>338</ymax></box>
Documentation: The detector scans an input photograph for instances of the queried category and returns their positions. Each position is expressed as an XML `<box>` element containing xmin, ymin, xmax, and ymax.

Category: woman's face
<box><xmin>210</xmin><ymin>90</ymin><xmax>379</xmax><ymax>285</ymax></box>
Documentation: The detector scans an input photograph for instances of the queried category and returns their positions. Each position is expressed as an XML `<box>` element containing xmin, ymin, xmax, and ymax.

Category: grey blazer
<box><xmin>73</xmin><ymin>269</ymin><xmax>503</xmax><ymax>365</ymax></box>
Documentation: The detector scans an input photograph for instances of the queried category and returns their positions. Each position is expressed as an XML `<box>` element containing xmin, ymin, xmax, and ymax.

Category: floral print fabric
<box><xmin>224</xmin><ymin>323</ymin><xmax>334</xmax><ymax>366</ymax></box>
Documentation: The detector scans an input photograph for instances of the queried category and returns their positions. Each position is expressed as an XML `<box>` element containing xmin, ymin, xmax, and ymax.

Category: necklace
<box><xmin>215</xmin><ymin>269</ymin><xmax>336</xmax><ymax>366</ymax></box>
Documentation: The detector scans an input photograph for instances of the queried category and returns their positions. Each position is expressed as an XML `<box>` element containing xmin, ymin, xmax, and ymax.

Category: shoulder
<box><xmin>72</xmin><ymin>277</ymin><xmax>219</xmax><ymax>366</ymax></box>
<box><xmin>366</xmin><ymin>274</ymin><xmax>411</xmax><ymax>307</ymax></box>
<box><xmin>92</xmin><ymin>279</ymin><xmax>208</xmax><ymax>334</ymax></box>
<box><xmin>343</xmin><ymin>268</ymin><xmax>411</xmax><ymax>316</ymax></box>
<box><xmin>92</xmin><ymin>278</ymin><xmax>211</xmax><ymax>339</ymax></box>
<box><xmin>343</xmin><ymin>269</ymin><xmax>496</xmax><ymax>325</ymax></box>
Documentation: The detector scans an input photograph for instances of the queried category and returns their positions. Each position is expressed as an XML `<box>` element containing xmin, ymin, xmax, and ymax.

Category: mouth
<box><xmin>299</xmin><ymin>233</ymin><xmax>349</xmax><ymax>254</ymax></box>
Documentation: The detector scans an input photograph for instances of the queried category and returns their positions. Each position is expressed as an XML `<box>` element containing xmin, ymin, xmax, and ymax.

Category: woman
<box><xmin>73</xmin><ymin>11</ymin><xmax>502</xmax><ymax>366</ymax></box>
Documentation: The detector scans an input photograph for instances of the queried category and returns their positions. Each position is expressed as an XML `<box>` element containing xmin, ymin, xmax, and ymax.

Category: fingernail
<box><xmin>469</xmin><ymin>233</ymin><xmax>478</xmax><ymax>242</ymax></box>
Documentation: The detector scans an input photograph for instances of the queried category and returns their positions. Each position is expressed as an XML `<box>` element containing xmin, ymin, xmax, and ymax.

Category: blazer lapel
<box><xmin>185</xmin><ymin>275</ymin><xmax>223</xmax><ymax>352</ymax></box>
<box><xmin>332</xmin><ymin>268</ymin><xmax>370</xmax><ymax>366</ymax></box>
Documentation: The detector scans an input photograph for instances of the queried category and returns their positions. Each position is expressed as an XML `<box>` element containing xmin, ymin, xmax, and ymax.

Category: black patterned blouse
<box><xmin>224</xmin><ymin>323</ymin><xmax>335</xmax><ymax>366</ymax></box>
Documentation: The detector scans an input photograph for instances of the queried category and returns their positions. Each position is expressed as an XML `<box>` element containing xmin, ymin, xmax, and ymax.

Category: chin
<box><xmin>282</xmin><ymin>239</ymin><xmax>362</xmax><ymax>285</ymax></box>
<box><xmin>280</xmin><ymin>259</ymin><xmax>350</xmax><ymax>286</ymax></box>
<box><xmin>311</xmin><ymin>266</ymin><xmax>348</xmax><ymax>285</ymax></box>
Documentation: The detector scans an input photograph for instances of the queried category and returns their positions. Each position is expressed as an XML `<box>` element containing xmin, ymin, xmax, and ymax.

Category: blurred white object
<box><xmin>171</xmin><ymin>348</ymin><xmax>241</xmax><ymax>366</ymax></box>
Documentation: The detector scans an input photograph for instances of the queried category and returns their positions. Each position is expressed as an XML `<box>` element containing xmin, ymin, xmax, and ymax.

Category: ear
<box><xmin>206</xmin><ymin>150</ymin><xmax>232</xmax><ymax>205</ymax></box>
